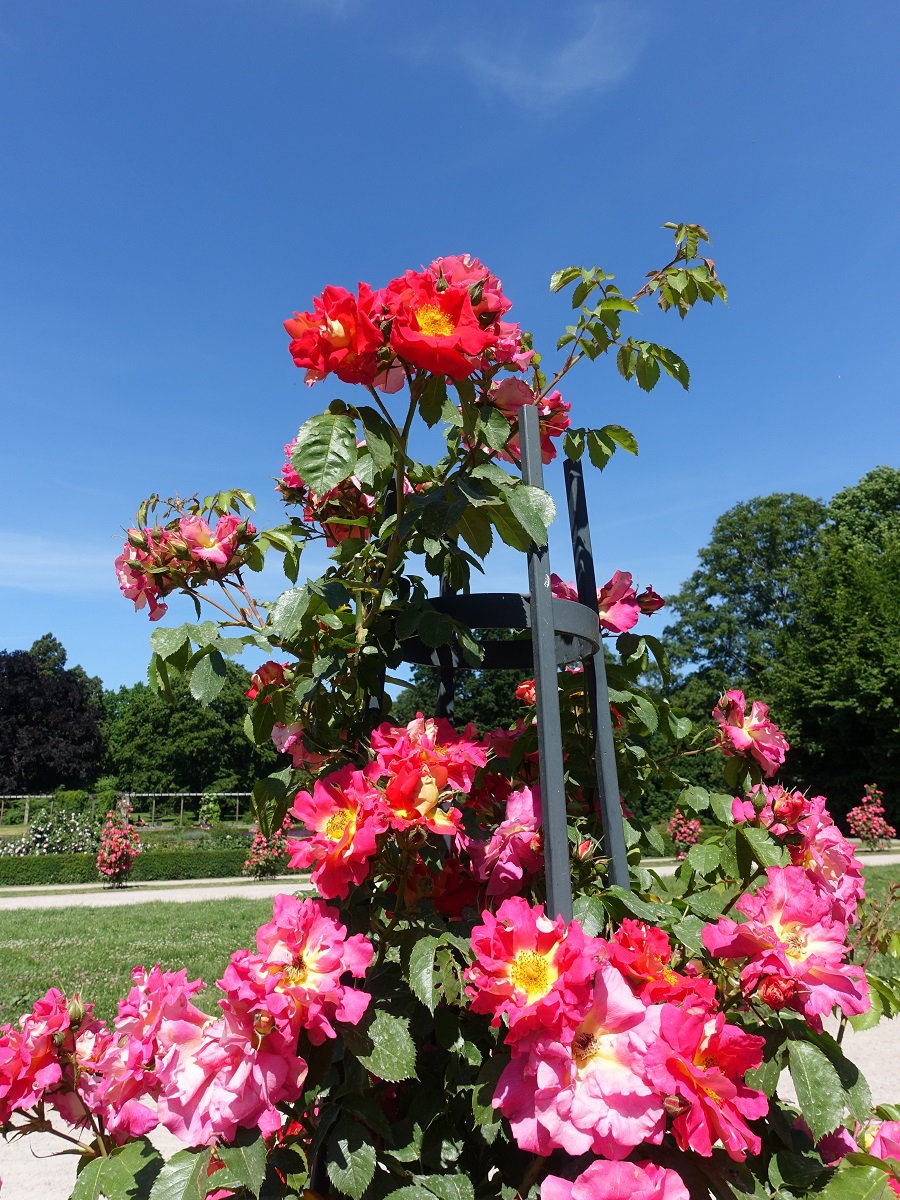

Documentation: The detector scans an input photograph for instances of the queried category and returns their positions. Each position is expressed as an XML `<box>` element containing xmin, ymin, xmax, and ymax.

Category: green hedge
<box><xmin>0</xmin><ymin>848</ymin><xmax>250</xmax><ymax>888</ymax></box>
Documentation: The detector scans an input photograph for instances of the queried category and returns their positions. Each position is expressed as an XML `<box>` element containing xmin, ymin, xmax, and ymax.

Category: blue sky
<box><xmin>1</xmin><ymin>0</ymin><xmax>898</xmax><ymax>690</ymax></box>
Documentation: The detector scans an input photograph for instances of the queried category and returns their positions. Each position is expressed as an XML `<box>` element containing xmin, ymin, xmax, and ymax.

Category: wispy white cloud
<box><xmin>461</xmin><ymin>1</ymin><xmax>650</xmax><ymax>111</ymax></box>
<box><xmin>0</xmin><ymin>532</ymin><xmax>115</xmax><ymax>594</ymax></box>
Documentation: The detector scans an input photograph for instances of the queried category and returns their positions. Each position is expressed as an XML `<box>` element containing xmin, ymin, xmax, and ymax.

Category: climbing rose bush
<box><xmin>95</xmin><ymin>811</ymin><xmax>141</xmax><ymax>886</ymax></box>
<box><xmin>7</xmin><ymin>231</ymin><xmax>900</xmax><ymax>1200</ymax></box>
<box><xmin>847</xmin><ymin>783</ymin><xmax>896</xmax><ymax>851</ymax></box>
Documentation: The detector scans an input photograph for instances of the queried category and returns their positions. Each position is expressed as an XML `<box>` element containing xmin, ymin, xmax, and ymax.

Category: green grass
<box><xmin>0</xmin><ymin>897</ymin><xmax>277</xmax><ymax>1027</ymax></box>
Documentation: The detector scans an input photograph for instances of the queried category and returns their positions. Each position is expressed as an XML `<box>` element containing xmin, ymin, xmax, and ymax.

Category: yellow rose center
<box><xmin>415</xmin><ymin>304</ymin><xmax>454</xmax><ymax>337</ymax></box>
<box><xmin>509</xmin><ymin>949</ymin><xmax>550</xmax><ymax>1001</ymax></box>
<box><xmin>280</xmin><ymin>959</ymin><xmax>309</xmax><ymax>988</ymax></box>
<box><xmin>324</xmin><ymin>809</ymin><xmax>352</xmax><ymax>841</ymax></box>
<box><xmin>325</xmin><ymin>317</ymin><xmax>350</xmax><ymax>347</ymax></box>
<box><xmin>784</xmin><ymin>929</ymin><xmax>807</xmax><ymax>959</ymax></box>
<box><xmin>572</xmin><ymin>1030</ymin><xmax>597</xmax><ymax>1066</ymax></box>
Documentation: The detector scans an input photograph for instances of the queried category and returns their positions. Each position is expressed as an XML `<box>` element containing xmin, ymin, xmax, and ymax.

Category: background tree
<box><xmin>664</xmin><ymin>492</ymin><xmax>827</xmax><ymax>690</ymax></box>
<box><xmin>663</xmin><ymin>468</ymin><xmax>900</xmax><ymax>826</ymax></box>
<box><xmin>766</xmin><ymin>467</ymin><xmax>900</xmax><ymax>821</ymax></box>
<box><xmin>104</xmin><ymin>661</ymin><xmax>280</xmax><ymax>801</ymax></box>
<box><xmin>0</xmin><ymin>644</ymin><xmax>105</xmax><ymax>794</ymax></box>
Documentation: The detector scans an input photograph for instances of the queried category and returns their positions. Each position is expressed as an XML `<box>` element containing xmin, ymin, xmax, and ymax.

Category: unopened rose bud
<box><xmin>127</xmin><ymin>529</ymin><xmax>149</xmax><ymax>550</ymax></box>
<box><xmin>757</xmin><ymin>974</ymin><xmax>798</xmax><ymax>1010</ymax></box>
<box><xmin>66</xmin><ymin>994</ymin><xmax>86</xmax><ymax>1025</ymax></box>
<box><xmin>663</xmin><ymin>1094</ymin><xmax>692</xmax><ymax>1118</ymax></box>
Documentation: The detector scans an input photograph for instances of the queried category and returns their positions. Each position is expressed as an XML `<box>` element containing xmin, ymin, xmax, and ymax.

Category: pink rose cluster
<box><xmin>704</xmin><ymin>784</ymin><xmax>869</xmax><ymax>1027</ymax></box>
<box><xmin>847</xmin><ymin>782</ymin><xmax>896</xmax><ymax>851</ymax></box>
<box><xmin>0</xmin><ymin>896</ymin><xmax>372</xmax><ymax>1148</ymax></box>
<box><xmin>95</xmin><ymin>811</ymin><xmax>141</xmax><ymax>886</ymax></box>
<box><xmin>551</xmin><ymin>571</ymin><xmax>664</xmax><ymax>635</ymax></box>
<box><xmin>466</xmin><ymin>897</ymin><xmax>767</xmax><ymax>1181</ymax></box>
<box><xmin>283</xmin><ymin>715</ymin><xmax>547</xmax><ymax>909</ymax></box>
<box><xmin>242</xmin><ymin>816</ymin><xmax>292</xmax><ymax>880</ymax></box>
<box><xmin>666</xmin><ymin>808</ymin><xmax>702</xmax><ymax>859</ymax></box>
<box><xmin>713</xmin><ymin>689</ymin><xmax>789</xmax><ymax>778</ymax></box>
<box><xmin>115</xmin><ymin>512</ymin><xmax>257</xmax><ymax>622</ymax></box>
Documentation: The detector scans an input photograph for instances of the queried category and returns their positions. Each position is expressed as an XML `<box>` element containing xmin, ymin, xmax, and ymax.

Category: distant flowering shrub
<box><xmin>666</xmin><ymin>808</ymin><xmax>702</xmax><ymax>859</ymax></box>
<box><xmin>243</xmin><ymin>817</ymin><xmax>292</xmax><ymax>879</ymax></box>
<box><xmin>847</xmin><ymin>783</ymin><xmax>896</xmax><ymax>851</ymax></box>
<box><xmin>96</xmin><ymin>811</ymin><xmax>141</xmax><ymax>886</ymax></box>
<box><xmin>0</xmin><ymin>810</ymin><xmax>100</xmax><ymax>858</ymax></box>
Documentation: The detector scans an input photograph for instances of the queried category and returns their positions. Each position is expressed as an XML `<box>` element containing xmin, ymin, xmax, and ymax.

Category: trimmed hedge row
<box><xmin>0</xmin><ymin>849</ymin><xmax>250</xmax><ymax>888</ymax></box>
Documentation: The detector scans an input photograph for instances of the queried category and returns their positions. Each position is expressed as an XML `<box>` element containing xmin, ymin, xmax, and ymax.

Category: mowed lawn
<box><xmin>0</xmin><ymin>897</ymin><xmax>276</xmax><ymax>1026</ymax></box>
<box><xmin>0</xmin><ymin>866</ymin><xmax>898</xmax><ymax>1030</ymax></box>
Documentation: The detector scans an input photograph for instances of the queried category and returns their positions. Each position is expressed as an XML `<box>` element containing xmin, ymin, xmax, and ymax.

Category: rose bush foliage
<box><xmin>4</xmin><ymin>229</ymin><xmax>900</xmax><ymax>1200</ymax></box>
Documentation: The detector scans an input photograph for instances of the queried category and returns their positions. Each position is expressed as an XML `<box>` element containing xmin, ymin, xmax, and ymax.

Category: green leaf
<box><xmin>354</xmin><ymin>405</ymin><xmax>396</xmax><ymax>472</ymax></box>
<box><xmin>455</xmin><ymin>506</ymin><xmax>493</xmax><ymax>559</ymax></box>
<box><xmin>549</xmin><ymin>265</ymin><xmax>582</xmax><ymax>293</ymax></box>
<box><xmin>603</xmin><ymin>885</ymin><xmax>680</xmax><ymax>925</ymax></box>
<box><xmin>746</xmin><ymin>1053</ymin><xmax>783</xmax><ymax>1098</ymax></box>
<box><xmin>418</xmin><ymin>1174</ymin><xmax>474</xmax><ymax>1200</ymax></box>
<box><xmin>585</xmin><ymin>428</ymin><xmax>616</xmax><ymax>470</ymax></box>
<box><xmin>787</xmin><ymin>1040</ymin><xmax>845</xmax><ymax>1141</ymax></box>
<box><xmin>149</xmin><ymin>624</ymin><xmax>191</xmax><ymax>660</ymax></box>
<box><xmin>327</xmin><ymin>1117</ymin><xmax>377</xmax><ymax>1200</ymax></box>
<box><xmin>563</xmin><ymin>428</ymin><xmax>585</xmax><ymax>461</ymax></box>
<box><xmin>408</xmin><ymin>936</ymin><xmax>440</xmax><ymax>1012</ymax></box>
<box><xmin>573</xmin><ymin>894</ymin><xmax>607</xmax><ymax>937</ymax></box>
<box><xmin>851</xmin><ymin>985</ymin><xmax>884</xmax><ymax>1031</ymax></box>
<box><xmin>815</xmin><ymin>1164</ymin><xmax>897</xmax><ymax>1200</ymax></box>
<box><xmin>739</xmin><ymin>824</ymin><xmax>789</xmax><ymax>868</ymax></box>
<box><xmin>270</xmin><ymin>586</ymin><xmax>311</xmax><ymax>640</ymax></box>
<box><xmin>189</xmin><ymin>650</ymin><xmax>227</xmax><ymax>706</ymax></box>
<box><xmin>417</xmin><ymin>609</ymin><xmax>454</xmax><ymax>649</ymax></box>
<box><xmin>635</xmin><ymin>350</ymin><xmax>661</xmax><ymax>392</ymax></box>
<box><xmin>291</xmin><ymin>412</ymin><xmax>358</xmax><ymax>495</ymax></box>
<box><xmin>679</xmin><ymin>785</ymin><xmax>710</xmax><ymax>813</ymax></box>
<box><xmin>148</xmin><ymin>1148</ymin><xmax>213</xmax><ymax>1200</ymax></box>
<box><xmin>216</xmin><ymin>1135</ymin><xmax>268</xmax><ymax>1197</ymax></box>
<box><xmin>355</xmin><ymin>1011</ymin><xmax>417</xmax><ymax>1082</ymax></box>
<box><xmin>671</xmin><ymin>915</ymin><xmax>707</xmax><ymax>955</ymax></box>
<box><xmin>687</xmin><ymin>841</ymin><xmax>721</xmax><ymax>876</ymax></box>
<box><xmin>72</xmin><ymin>1156</ymin><xmax>136</xmax><ymax>1200</ymax></box>
<box><xmin>490</xmin><ymin>498</ymin><xmax>532</xmax><ymax>553</ymax></box>
<box><xmin>419</xmin><ymin>376</ymin><xmax>448</xmax><ymax>428</ymax></box>
<box><xmin>506</xmin><ymin>485</ymin><xmax>556</xmax><ymax>548</ymax></box>
<box><xmin>709</xmin><ymin>792</ymin><xmax>735</xmax><ymax>824</ymax></box>
<box><xmin>602</xmin><ymin>424</ymin><xmax>638</xmax><ymax>455</ymax></box>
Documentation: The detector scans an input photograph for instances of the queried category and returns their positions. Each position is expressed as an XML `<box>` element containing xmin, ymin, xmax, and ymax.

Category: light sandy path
<box><xmin>0</xmin><ymin>875</ymin><xmax>311</xmax><ymax>911</ymax></box>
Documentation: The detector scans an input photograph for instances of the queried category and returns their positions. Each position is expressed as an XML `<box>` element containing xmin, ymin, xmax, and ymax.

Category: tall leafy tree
<box><xmin>0</xmin><ymin>645</ymin><xmax>105</xmax><ymax>794</ymax></box>
<box><xmin>766</xmin><ymin>468</ymin><xmax>900</xmax><ymax>819</ymax></box>
<box><xmin>665</xmin><ymin>493</ymin><xmax>827</xmax><ymax>690</ymax></box>
<box><xmin>104</xmin><ymin>661</ymin><xmax>280</xmax><ymax>796</ymax></box>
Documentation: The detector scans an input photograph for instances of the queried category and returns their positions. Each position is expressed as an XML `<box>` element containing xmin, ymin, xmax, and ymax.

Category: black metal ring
<box><xmin>400</xmin><ymin>591</ymin><xmax>601</xmax><ymax>671</ymax></box>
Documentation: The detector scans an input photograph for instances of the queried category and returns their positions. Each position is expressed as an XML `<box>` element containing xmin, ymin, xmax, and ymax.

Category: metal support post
<box><xmin>519</xmin><ymin>405</ymin><xmax>573</xmax><ymax>923</ymax></box>
<box><xmin>563</xmin><ymin>457</ymin><xmax>631</xmax><ymax>890</ymax></box>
